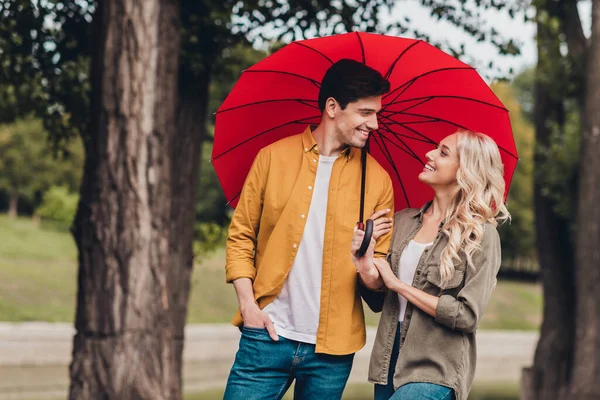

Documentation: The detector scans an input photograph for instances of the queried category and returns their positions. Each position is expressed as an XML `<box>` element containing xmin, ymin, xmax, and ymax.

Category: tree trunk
<box><xmin>68</xmin><ymin>1</ymin><xmax>183</xmax><ymax>399</ymax></box>
<box><xmin>521</xmin><ymin>3</ymin><xmax>576</xmax><ymax>398</ymax></box>
<box><xmin>571</xmin><ymin>0</ymin><xmax>600</xmax><ymax>397</ymax></box>
<box><xmin>8</xmin><ymin>192</ymin><xmax>17</xmax><ymax>218</ymax></box>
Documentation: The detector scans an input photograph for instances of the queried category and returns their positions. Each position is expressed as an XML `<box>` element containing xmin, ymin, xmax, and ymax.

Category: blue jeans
<box><xmin>224</xmin><ymin>327</ymin><xmax>354</xmax><ymax>400</ymax></box>
<box><xmin>375</xmin><ymin>323</ymin><xmax>455</xmax><ymax>400</ymax></box>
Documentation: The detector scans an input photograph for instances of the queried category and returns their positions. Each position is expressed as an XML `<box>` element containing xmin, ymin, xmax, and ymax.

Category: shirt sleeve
<box><xmin>224</xmin><ymin>148</ymin><xmax>270</xmax><ymax>283</ymax></box>
<box><xmin>359</xmin><ymin>171</ymin><xmax>395</xmax><ymax>312</ymax></box>
<box><xmin>434</xmin><ymin>224</ymin><xmax>502</xmax><ymax>333</ymax></box>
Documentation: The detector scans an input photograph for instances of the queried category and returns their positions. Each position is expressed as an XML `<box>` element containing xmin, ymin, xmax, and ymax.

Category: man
<box><xmin>224</xmin><ymin>59</ymin><xmax>394</xmax><ymax>399</ymax></box>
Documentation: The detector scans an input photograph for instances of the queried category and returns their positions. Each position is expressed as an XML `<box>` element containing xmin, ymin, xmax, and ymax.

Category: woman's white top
<box><xmin>398</xmin><ymin>240</ymin><xmax>433</xmax><ymax>321</ymax></box>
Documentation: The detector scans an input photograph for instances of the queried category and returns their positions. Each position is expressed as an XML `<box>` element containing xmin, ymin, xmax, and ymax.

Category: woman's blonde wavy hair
<box><xmin>438</xmin><ymin>130</ymin><xmax>510</xmax><ymax>288</ymax></box>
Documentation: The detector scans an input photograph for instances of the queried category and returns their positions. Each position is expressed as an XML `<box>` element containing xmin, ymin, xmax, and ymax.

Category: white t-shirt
<box><xmin>263</xmin><ymin>154</ymin><xmax>337</xmax><ymax>343</ymax></box>
<box><xmin>398</xmin><ymin>240</ymin><xmax>432</xmax><ymax>321</ymax></box>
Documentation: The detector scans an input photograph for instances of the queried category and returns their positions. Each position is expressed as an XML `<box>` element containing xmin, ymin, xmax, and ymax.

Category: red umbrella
<box><xmin>213</xmin><ymin>32</ymin><xmax>518</xmax><ymax>212</ymax></box>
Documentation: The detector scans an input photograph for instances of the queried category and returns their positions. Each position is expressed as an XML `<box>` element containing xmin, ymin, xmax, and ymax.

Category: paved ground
<box><xmin>0</xmin><ymin>323</ymin><xmax>538</xmax><ymax>399</ymax></box>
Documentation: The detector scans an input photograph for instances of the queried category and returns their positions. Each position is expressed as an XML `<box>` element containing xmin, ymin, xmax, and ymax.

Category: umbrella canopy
<box><xmin>213</xmin><ymin>32</ymin><xmax>518</xmax><ymax>211</ymax></box>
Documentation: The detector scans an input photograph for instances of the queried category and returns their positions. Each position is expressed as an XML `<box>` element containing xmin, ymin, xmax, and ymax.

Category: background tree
<box><xmin>521</xmin><ymin>0</ymin><xmax>600</xmax><ymax>397</ymax></box>
<box><xmin>0</xmin><ymin>117</ymin><xmax>77</xmax><ymax>218</ymax></box>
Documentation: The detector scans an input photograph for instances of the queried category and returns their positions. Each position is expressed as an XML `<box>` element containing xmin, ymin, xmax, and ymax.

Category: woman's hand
<box><xmin>373</xmin><ymin>258</ymin><xmax>400</xmax><ymax>290</ymax></box>
<box><xmin>350</xmin><ymin>209</ymin><xmax>392</xmax><ymax>290</ymax></box>
<box><xmin>370</xmin><ymin>209</ymin><xmax>393</xmax><ymax>240</ymax></box>
<box><xmin>373</xmin><ymin>259</ymin><xmax>440</xmax><ymax>318</ymax></box>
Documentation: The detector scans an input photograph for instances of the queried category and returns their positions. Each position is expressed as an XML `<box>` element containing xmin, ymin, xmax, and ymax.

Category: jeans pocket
<box><xmin>242</xmin><ymin>326</ymin><xmax>266</xmax><ymax>331</ymax></box>
<box><xmin>241</xmin><ymin>326</ymin><xmax>272</xmax><ymax>341</ymax></box>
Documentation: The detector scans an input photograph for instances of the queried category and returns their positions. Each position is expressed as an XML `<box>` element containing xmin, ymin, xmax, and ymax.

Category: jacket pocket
<box><xmin>426</xmin><ymin>265</ymin><xmax>465</xmax><ymax>290</ymax></box>
<box><xmin>342</xmin><ymin>194</ymin><xmax>361</xmax><ymax>230</ymax></box>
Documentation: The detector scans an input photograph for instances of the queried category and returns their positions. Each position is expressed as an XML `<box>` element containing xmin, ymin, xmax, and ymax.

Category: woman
<box><xmin>352</xmin><ymin>130</ymin><xmax>510</xmax><ymax>400</ymax></box>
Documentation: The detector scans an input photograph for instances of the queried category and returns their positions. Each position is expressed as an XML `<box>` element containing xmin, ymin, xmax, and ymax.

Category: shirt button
<box><xmin>305</xmin><ymin>148</ymin><xmax>308</xmax><ymax>151</ymax></box>
<box><xmin>293</xmin><ymin>244</ymin><xmax>297</xmax><ymax>248</ymax></box>
<box><xmin>301</xmin><ymin>214</ymin><xmax>305</xmax><ymax>219</ymax></box>
<box><xmin>313</xmin><ymin>159</ymin><xmax>317</xmax><ymax>163</ymax></box>
<box><xmin>308</xmin><ymin>186</ymin><xmax>312</xmax><ymax>190</ymax></box>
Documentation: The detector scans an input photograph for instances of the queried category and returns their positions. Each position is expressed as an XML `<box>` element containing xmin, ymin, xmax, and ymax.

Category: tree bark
<box><xmin>521</xmin><ymin>2</ymin><xmax>576</xmax><ymax>398</ymax></box>
<box><xmin>559</xmin><ymin>0</ymin><xmax>589</xmax><ymax>111</ymax></box>
<box><xmin>69</xmin><ymin>1</ymin><xmax>184</xmax><ymax>399</ymax></box>
<box><xmin>571</xmin><ymin>0</ymin><xmax>600</xmax><ymax>397</ymax></box>
<box><xmin>8</xmin><ymin>192</ymin><xmax>17</xmax><ymax>218</ymax></box>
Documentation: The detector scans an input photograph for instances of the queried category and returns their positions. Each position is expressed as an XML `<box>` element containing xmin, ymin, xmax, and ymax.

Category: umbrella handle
<box><xmin>355</xmin><ymin>219</ymin><xmax>374</xmax><ymax>257</ymax></box>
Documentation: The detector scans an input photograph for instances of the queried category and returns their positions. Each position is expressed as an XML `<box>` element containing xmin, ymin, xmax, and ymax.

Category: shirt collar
<box><xmin>300</xmin><ymin>125</ymin><xmax>355</xmax><ymax>160</ymax></box>
<box><xmin>412</xmin><ymin>200</ymin><xmax>445</xmax><ymax>229</ymax></box>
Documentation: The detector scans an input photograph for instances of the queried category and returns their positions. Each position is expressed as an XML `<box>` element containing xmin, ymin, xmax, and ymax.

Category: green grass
<box><xmin>0</xmin><ymin>215</ymin><xmax>77</xmax><ymax>260</ymax></box>
<box><xmin>0</xmin><ymin>215</ymin><xmax>542</xmax><ymax>331</ymax></box>
<box><xmin>478</xmin><ymin>281</ymin><xmax>542</xmax><ymax>330</ymax></box>
<box><xmin>0</xmin><ymin>215</ymin><xmax>78</xmax><ymax>321</ymax></box>
<box><xmin>184</xmin><ymin>382</ymin><xmax>520</xmax><ymax>400</ymax></box>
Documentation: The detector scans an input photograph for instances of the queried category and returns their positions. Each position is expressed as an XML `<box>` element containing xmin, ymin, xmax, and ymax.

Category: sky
<box><xmin>248</xmin><ymin>0</ymin><xmax>592</xmax><ymax>80</ymax></box>
<box><xmin>382</xmin><ymin>0</ymin><xmax>592</xmax><ymax>79</ymax></box>
<box><xmin>382</xmin><ymin>0</ymin><xmax>537</xmax><ymax>78</ymax></box>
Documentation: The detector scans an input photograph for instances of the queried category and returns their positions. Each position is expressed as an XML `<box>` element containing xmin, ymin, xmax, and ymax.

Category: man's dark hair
<box><xmin>318</xmin><ymin>59</ymin><xmax>390</xmax><ymax>113</ymax></box>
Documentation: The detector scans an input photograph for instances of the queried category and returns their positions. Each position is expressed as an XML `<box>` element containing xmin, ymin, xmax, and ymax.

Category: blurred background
<box><xmin>0</xmin><ymin>0</ymin><xmax>598</xmax><ymax>399</ymax></box>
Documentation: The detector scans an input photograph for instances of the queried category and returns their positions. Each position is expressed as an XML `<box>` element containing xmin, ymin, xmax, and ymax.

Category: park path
<box><xmin>0</xmin><ymin>323</ymin><xmax>537</xmax><ymax>399</ymax></box>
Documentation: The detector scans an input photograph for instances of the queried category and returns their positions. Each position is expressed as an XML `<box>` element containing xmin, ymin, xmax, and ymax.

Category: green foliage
<box><xmin>536</xmin><ymin>112</ymin><xmax>580</xmax><ymax>221</ymax></box>
<box><xmin>0</xmin><ymin>117</ymin><xmax>84</xmax><ymax>215</ymax></box>
<box><xmin>193</xmin><ymin>222</ymin><xmax>229</xmax><ymax>257</ymax></box>
<box><xmin>196</xmin><ymin>143</ymin><xmax>229</xmax><ymax>224</ymax></box>
<box><xmin>35</xmin><ymin>185</ymin><xmax>79</xmax><ymax>231</ymax></box>
<box><xmin>492</xmin><ymin>80</ymin><xmax>536</xmax><ymax>261</ymax></box>
<box><xmin>511</xmin><ymin>68</ymin><xmax>535</xmax><ymax>123</ymax></box>
<box><xmin>195</xmin><ymin>43</ymin><xmax>266</xmax><ymax>230</ymax></box>
<box><xmin>0</xmin><ymin>0</ymin><xmax>46</xmax><ymax>123</ymax></box>
<box><xmin>0</xmin><ymin>118</ymin><xmax>56</xmax><ymax>207</ymax></box>
<box><xmin>208</xmin><ymin>43</ymin><xmax>267</xmax><ymax>117</ymax></box>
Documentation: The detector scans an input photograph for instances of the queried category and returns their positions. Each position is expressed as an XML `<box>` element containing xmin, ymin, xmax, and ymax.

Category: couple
<box><xmin>223</xmin><ymin>59</ymin><xmax>508</xmax><ymax>400</ymax></box>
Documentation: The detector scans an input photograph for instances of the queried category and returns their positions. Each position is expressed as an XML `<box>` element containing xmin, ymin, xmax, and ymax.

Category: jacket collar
<box><xmin>412</xmin><ymin>200</ymin><xmax>445</xmax><ymax>229</ymax></box>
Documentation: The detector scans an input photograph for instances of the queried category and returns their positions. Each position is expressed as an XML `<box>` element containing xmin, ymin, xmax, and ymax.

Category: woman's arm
<box><xmin>433</xmin><ymin>226</ymin><xmax>501</xmax><ymax>333</ymax></box>
<box><xmin>373</xmin><ymin>258</ymin><xmax>439</xmax><ymax>317</ymax></box>
<box><xmin>374</xmin><ymin>225</ymin><xmax>502</xmax><ymax>333</ymax></box>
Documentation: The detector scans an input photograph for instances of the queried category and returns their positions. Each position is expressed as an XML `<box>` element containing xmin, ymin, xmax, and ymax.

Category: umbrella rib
<box><xmin>376</xmin><ymin>128</ymin><xmax>424</xmax><ymax>161</ymax></box>
<box><xmin>355</xmin><ymin>32</ymin><xmax>366</xmax><ymax>64</ymax></box>
<box><xmin>371</xmin><ymin>133</ymin><xmax>411</xmax><ymax>207</ymax></box>
<box><xmin>244</xmin><ymin>69</ymin><xmax>321</xmax><ymax>88</ymax></box>
<box><xmin>396</xmin><ymin>120</ymin><xmax>441</xmax><ymax>125</ymax></box>
<box><xmin>393</xmin><ymin>97</ymin><xmax>434</xmax><ymax>114</ymax></box>
<box><xmin>217</xmin><ymin>98</ymin><xmax>319</xmax><ymax>114</ymax></box>
<box><xmin>377</xmin><ymin>120</ymin><xmax>423</xmax><ymax>162</ymax></box>
<box><xmin>378</xmin><ymin>113</ymin><xmax>438</xmax><ymax>145</ymax></box>
<box><xmin>212</xmin><ymin>115</ymin><xmax>321</xmax><ymax>161</ymax></box>
<box><xmin>385</xmin><ymin>95</ymin><xmax>508</xmax><ymax>111</ymax></box>
<box><xmin>374</xmin><ymin>123</ymin><xmax>435</xmax><ymax>144</ymax></box>
<box><xmin>382</xmin><ymin>67</ymin><xmax>474</xmax><ymax>105</ymax></box>
<box><xmin>382</xmin><ymin>78</ymin><xmax>417</xmax><ymax>104</ymax></box>
<box><xmin>292</xmin><ymin>41</ymin><xmax>334</xmax><ymax>64</ymax></box>
<box><xmin>226</xmin><ymin>191</ymin><xmax>241</xmax><ymax>207</ymax></box>
<box><xmin>385</xmin><ymin>110</ymin><xmax>519</xmax><ymax>160</ymax></box>
<box><xmin>384</xmin><ymin>40</ymin><xmax>422</xmax><ymax>80</ymax></box>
